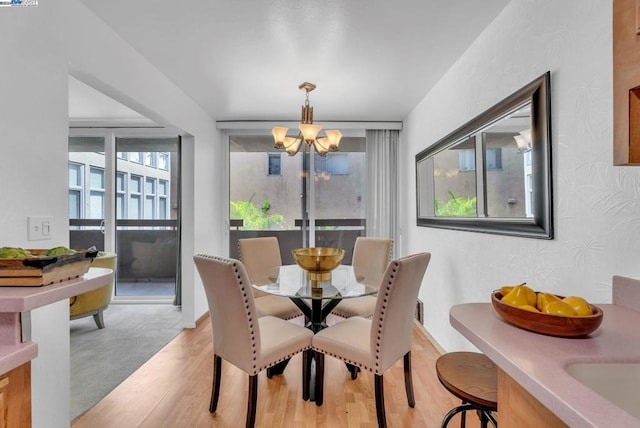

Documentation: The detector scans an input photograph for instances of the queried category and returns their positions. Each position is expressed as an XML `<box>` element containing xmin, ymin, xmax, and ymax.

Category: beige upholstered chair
<box><xmin>331</xmin><ymin>237</ymin><xmax>393</xmax><ymax>319</ymax></box>
<box><xmin>238</xmin><ymin>237</ymin><xmax>303</xmax><ymax>320</ymax></box>
<box><xmin>193</xmin><ymin>255</ymin><xmax>313</xmax><ymax>428</ymax></box>
<box><xmin>312</xmin><ymin>252</ymin><xmax>431</xmax><ymax>428</ymax></box>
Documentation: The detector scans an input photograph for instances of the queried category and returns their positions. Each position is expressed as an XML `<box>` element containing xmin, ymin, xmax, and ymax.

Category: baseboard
<box><xmin>413</xmin><ymin>319</ymin><xmax>447</xmax><ymax>355</ymax></box>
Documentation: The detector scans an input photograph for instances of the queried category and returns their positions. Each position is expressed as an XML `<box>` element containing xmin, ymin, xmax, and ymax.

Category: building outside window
<box><xmin>130</xmin><ymin>175</ymin><xmax>143</xmax><ymax>219</ymax></box>
<box><xmin>159</xmin><ymin>179</ymin><xmax>168</xmax><ymax>219</ymax></box>
<box><xmin>116</xmin><ymin>172</ymin><xmax>127</xmax><ymax>219</ymax></box>
<box><xmin>145</xmin><ymin>177</ymin><xmax>156</xmax><ymax>219</ymax></box>
<box><xmin>314</xmin><ymin>152</ymin><xmax>349</xmax><ymax>175</ymax></box>
<box><xmin>89</xmin><ymin>166</ymin><xmax>105</xmax><ymax>219</ymax></box>
<box><xmin>144</xmin><ymin>152</ymin><xmax>157</xmax><ymax>168</ymax></box>
<box><xmin>129</xmin><ymin>152</ymin><xmax>142</xmax><ymax>164</ymax></box>
<box><xmin>268</xmin><ymin>153</ymin><xmax>281</xmax><ymax>176</ymax></box>
<box><xmin>69</xmin><ymin>162</ymin><xmax>83</xmax><ymax>220</ymax></box>
<box><xmin>158</xmin><ymin>152</ymin><xmax>169</xmax><ymax>171</ymax></box>
<box><xmin>458</xmin><ymin>148</ymin><xmax>502</xmax><ymax>171</ymax></box>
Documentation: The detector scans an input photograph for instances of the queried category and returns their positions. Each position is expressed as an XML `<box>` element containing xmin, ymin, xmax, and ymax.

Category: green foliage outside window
<box><xmin>230</xmin><ymin>194</ymin><xmax>286</xmax><ymax>230</ymax></box>
<box><xmin>435</xmin><ymin>191</ymin><xmax>477</xmax><ymax>217</ymax></box>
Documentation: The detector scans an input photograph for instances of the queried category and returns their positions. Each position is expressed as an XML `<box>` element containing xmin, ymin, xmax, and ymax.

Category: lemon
<box><xmin>562</xmin><ymin>296</ymin><xmax>592</xmax><ymax>316</ymax></box>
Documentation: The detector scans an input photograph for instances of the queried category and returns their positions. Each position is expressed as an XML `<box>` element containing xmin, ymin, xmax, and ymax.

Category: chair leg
<box><xmin>403</xmin><ymin>351</ymin><xmax>415</xmax><ymax>408</ymax></box>
<box><xmin>210</xmin><ymin>355</ymin><xmax>222</xmax><ymax>413</ymax></box>
<box><xmin>302</xmin><ymin>350</ymin><xmax>311</xmax><ymax>401</ymax></box>
<box><xmin>246</xmin><ymin>374</ymin><xmax>258</xmax><ymax>428</ymax></box>
<box><xmin>375</xmin><ymin>374</ymin><xmax>387</xmax><ymax>428</ymax></box>
<box><xmin>93</xmin><ymin>308</ymin><xmax>105</xmax><ymax>329</ymax></box>
<box><xmin>314</xmin><ymin>351</ymin><xmax>324</xmax><ymax>406</ymax></box>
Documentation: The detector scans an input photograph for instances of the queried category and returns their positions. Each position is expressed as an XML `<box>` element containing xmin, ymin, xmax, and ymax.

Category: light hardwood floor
<box><xmin>72</xmin><ymin>316</ymin><xmax>485</xmax><ymax>428</ymax></box>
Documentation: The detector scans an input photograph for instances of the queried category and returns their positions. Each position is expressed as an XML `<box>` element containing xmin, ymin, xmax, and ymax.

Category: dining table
<box><xmin>252</xmin><ymin>263</ymin><xmax>379</xmax><ymax>398</ymax></box>
<box><xmin>252</xmin><ymin>264</ymin><xmax>379</xmax><ymax>332</ymax></box>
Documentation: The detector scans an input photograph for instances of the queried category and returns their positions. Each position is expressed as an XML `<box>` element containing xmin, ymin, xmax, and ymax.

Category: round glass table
<box><xmin>252</xmin><ymin>264</ymin><xmax>379</xmax><ymax>333</ymax></box>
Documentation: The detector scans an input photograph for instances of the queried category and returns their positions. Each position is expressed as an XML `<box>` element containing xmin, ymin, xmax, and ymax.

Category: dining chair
<box><xmin>331</xmin><ymin>237</ymin><xmax>393</xmax><ymax>319</ymax></box>
<box><xmin>312</xmin><ymin>252</ymin><xmax>431</xmax><ymax>428</ymax></box>
<box><xmin>237</xmin><ymin>237</ymin><xmax>303</xmax><ymax>320</ymax></box>
<box><xmin>193</xmin><ymin>254</ymin><xmax>314</xmax><ymax>428</ymax></box>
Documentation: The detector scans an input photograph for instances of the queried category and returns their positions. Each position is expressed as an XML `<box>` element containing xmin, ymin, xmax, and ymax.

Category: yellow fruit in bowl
<box><xmin>500</xmin><ymin>285</ymin><xmax>515</xmax><ymax>296</ymax></box>
<box><xmin>518</xmin><ymin>304</ymin><xmax>540</xmax><ymax>313</ymax></box>
<box><xmin>542</xmin><ymin>300</ymin><xmax>577</xmax><ymax>316</ymax></box>
<box><xmin>562</xmin><ymin>296</ymin><xmax>593</xmax><ymax>316</ymax></box>
<box><xmin>501</xmin><ymin>286</ymin><xmax>530</xmax><ymax>307</ymax></box>
<box><xmin>536</xmin><ymin>292</ymin><xmax>562</xmax><ymax>311</ymax></box>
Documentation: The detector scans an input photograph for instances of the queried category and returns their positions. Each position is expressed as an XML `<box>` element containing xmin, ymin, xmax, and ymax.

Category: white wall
<box><xmin>401</xmin><ymin>0</ymin><xmax>634</xmax><ymax>351</ymax></box>
<box><xmin>0</xmin><ymin>1</ymin><xmax>220</xmax><ymax>426</ymax></box>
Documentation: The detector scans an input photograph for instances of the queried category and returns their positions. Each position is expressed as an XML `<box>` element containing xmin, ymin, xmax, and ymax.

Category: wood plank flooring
<box><xmin>72</xmin><ymin>316</ymin><xmax>485</xmax><ymax>428</ymax></box>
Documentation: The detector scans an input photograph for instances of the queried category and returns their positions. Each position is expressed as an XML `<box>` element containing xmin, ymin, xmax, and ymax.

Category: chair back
<box><xmin>193</xmin><ymin>255</ymin><xmax>260</xmax><ymax>374</ymax></box>
<box><xmin>370</xmin><ymin>252</ymin><xmax>431</xmax><ymax>374</ymax></box>
<box><xmin>352</xmin><ymin>237</ymin><xmax>393</xmax><ymax>286</ymax></box>
<box><xmin>238</xmin><ymin>237</ymin><xmax>282</xmax><ymax>295</ymax></box>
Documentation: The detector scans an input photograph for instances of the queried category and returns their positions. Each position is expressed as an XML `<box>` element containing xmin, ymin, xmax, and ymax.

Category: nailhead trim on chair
<box><xmin>373</xmin><ymin>262</ymin><xmax>398</xmax><ymax>373</ymax></box>
<box><xmin>198</xmin><ymin>254</ymin><xmax>312</xmax><ymax>375</ymax></box>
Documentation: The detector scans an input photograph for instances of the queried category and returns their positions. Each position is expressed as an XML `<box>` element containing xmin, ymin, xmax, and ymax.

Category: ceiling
<box><xmin>71</xmin><ymin>0</ymin><xmax>510</xmax><ymax>124</ymax></box>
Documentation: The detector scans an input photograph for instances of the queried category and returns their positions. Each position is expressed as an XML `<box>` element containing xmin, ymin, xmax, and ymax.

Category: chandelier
<box><xmin>272</xmin><ymin>82</ymin><xmax>342</xmax><ymax>157</ymax></box>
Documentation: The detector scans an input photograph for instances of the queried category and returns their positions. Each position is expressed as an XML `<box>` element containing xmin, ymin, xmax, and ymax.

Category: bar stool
<box><xmin>436</xmin><ymin>352</ymin><xmax>498</xmax><ymax>428</ymax></box>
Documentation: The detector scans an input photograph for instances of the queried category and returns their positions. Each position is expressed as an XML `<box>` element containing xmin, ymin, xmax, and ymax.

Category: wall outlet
<box><xmin>28</xmin><ymin>216</ymin><xmax>52</xmax><ymax>241</ymax></box>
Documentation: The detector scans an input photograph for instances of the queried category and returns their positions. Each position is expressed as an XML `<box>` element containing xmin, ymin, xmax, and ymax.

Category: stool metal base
<box><xmin>441</xmin><ymin>402</ymin><xmax>497</xmax><ymax>428</ymax></box>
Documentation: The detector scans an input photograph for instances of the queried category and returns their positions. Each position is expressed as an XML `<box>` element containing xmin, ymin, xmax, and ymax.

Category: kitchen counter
<box><xmin>450</xmin><ymin>275</ymin><xmax>640</xmax><ymax>427</ymax></box>
<box><xmin>0</xmin><ymin>267</ymin><xmax>113</xmax><ymax>374</ymax></box>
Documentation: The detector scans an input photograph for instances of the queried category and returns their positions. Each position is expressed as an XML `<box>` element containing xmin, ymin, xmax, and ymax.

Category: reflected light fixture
<box><xmin>272</xmin><ymin>82</ymin><xmax>342</xmax><ymax>157</ymax></box>
<box><xmin>514</xmin><ymin>128</ymin><xmax>532</xmax><ymax>153</ymax></box>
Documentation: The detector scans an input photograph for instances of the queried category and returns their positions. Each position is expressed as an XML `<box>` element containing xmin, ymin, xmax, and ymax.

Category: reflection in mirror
<box><xmin>433</xmin><ymin>136</ymin><xmax>477</xmax><ymax>217</ymax></box>
<box><xmin>415</xmin><ymin>72</ymin><xmax>552</xmax><ymax>239</ymax></box>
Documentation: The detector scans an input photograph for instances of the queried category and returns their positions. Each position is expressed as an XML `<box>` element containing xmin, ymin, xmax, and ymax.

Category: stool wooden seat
<box><xmin>436</xmin><ymin>352</ymin><xmax>498</xmax><ymax>428</ymax></box>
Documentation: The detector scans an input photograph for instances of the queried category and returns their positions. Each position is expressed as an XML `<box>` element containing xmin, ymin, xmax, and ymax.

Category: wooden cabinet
<box><xmin>613</xmin><ymin>0</ymin><xmax>640</xmax><ymax>165</ymax></box>
<box><xmin>497</xmin><ymin>368</ymin><xmax>567</xmax><ymax>428</ymax></box>
<box><xmin>0</xmin><ymin>363</ymin><xmax>31</xmax><ymax>428</ymax></box>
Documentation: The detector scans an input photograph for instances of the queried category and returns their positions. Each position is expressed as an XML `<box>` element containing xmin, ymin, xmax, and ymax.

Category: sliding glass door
<box><xmin>228</xmin><ymin>133</ymin><xmax>366</xmax><ymax>264</ymax></box>
<box><xmin>68</xmin><ymin>132</ymin><xmax>181</xmax><ymax>303</ymax></box>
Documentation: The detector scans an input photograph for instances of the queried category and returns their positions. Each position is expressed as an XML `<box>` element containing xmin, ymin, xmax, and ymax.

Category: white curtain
<box><xmin>365</xmin><ymin>129</ymin><xmax>399</xmax><ymax>257</ymax></box>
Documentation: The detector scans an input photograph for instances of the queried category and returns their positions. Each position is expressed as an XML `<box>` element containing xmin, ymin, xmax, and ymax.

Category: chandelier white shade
<box><xmin>272</xmin><ymin>82</ymin><xmax>342</xmax><ymax>156</ymax></box>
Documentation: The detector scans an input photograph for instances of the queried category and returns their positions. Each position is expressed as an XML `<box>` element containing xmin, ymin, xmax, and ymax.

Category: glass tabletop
<box><xmin>252</xmin><ymin>265</ymin><xmax>378</xmax><ymax>300</ymax></box>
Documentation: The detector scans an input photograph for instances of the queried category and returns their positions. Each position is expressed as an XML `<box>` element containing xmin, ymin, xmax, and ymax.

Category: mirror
<box><xmin>415</xmin><ymin>72</ymin><xmax>552</xmax><ymax>239</ymax></box>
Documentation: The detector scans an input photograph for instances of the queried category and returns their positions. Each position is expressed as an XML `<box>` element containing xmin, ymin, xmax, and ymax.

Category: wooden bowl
<box><xmin>491</xmin><ymin>291</ymin><xmax>604</xmax><ymax>337</ymax></box>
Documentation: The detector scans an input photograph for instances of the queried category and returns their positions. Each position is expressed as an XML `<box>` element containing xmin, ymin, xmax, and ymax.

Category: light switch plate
<box><xmin>28</xmin><ymin>216</ymin><xmax>52</xmax><ymax>241</ymax></box>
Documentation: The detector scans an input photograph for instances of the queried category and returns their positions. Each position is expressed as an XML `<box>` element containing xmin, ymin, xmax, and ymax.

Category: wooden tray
<box><xmin>0</xmin><ymin>248</ymin><xmax>99</xmax><ymax>286</ymax></box>
<box><xmin>491</xmin><ymin>291</ymin><xmax>604</xmax><ymax>337</ymax></box>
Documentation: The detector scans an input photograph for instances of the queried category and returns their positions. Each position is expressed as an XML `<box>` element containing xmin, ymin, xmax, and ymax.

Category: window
<box><xmin>268</xmin><ymin>153</ymin><xmax>281</xmax><ymax>176</ymax></box>
<box><xmin>130</xmin><ymin>152</ymin><xmax>142</xmax><ymax>164</ymax></box>
<box><xmin>416</xmin><ymin>72</ymin><xmax>552</xmax><ymax>239</ymax></box>
<box><xmin>486</xmin><ymin>147</ymin><xmax>502</xmax><ymax>170</ymax></box>
<box><xmin>158</xmin><ymin>152</ymin><xmax>169</xmax><ymax>171</ymax></box>
<box><xmin>144</xmin><ymin>152</ymin><xmax>157</xmax><ymax>168</ymax></box>
<box><xmin>129</xmin><ymin>175</ymin><xmax>142</xmax><ymax>219</ymax></box>
<box><xmin>89</xmin><ymin>167</ymin><xmax>105</xmax><ymax>219</ymax></box>
<box><xmin>458</xmin><ymin>148</ymin><xmax>502</xmax><ymax>171</ymax></box>
<box><xmin>314</xmin><ymin>153</ymin><xmax>349</xmax><ymax>175</ymax></box>
<box><xmin>145</xmin><ymin>177</ymin><xmax>156</xmax><ymax>219</ymax></box>
<box><xmin>159</xmin><ymin>179</ymin><xmax>169</xmax><ymax>219</ymax></box>
<box><xmin>69</xmin><ymin>162</ymin><xmax>83</xmax><ymax>219</ymax></box>
<box><xmin>116</xmin><ymin>172</ymin><xmax>127</xmax><ymax>219</ymax></box>
<box><xmin>458</xmin><ymin>149</ymin><xmax>475</xmax><ymax>171</ymax></box>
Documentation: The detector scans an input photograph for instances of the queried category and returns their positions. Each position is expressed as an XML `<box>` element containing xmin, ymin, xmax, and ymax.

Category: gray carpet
<box><xmin>70</xmin><ymin>304</ymin><xmax>183</xmax><ymax>420</ymax></box>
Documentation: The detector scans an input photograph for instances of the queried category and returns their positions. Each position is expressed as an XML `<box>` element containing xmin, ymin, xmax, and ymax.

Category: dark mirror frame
<box><xmin>415</xmin><ymin>72</ymin><xmax>553</xmax><ymax>239</ymax></box>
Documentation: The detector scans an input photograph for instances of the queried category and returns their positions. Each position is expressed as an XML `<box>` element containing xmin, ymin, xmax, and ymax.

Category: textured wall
<box><xmin>402</xmin><ymin>0</ymin><xmax>633</xmax><ymax>351</ymax></box>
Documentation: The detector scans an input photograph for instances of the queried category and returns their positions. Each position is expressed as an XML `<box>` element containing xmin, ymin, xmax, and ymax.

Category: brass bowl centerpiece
<box><xmin>292</xmin><ymin>247</ymin><xmax>345</xmax><ymax>282</ymax></box>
